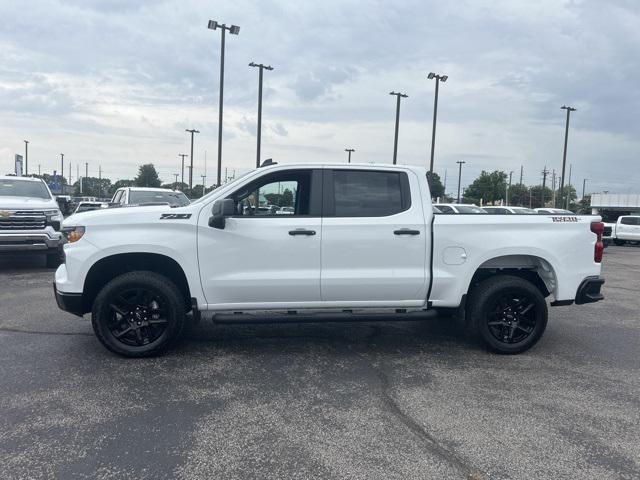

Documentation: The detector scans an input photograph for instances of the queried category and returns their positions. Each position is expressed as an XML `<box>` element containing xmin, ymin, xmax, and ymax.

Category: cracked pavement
<box><xmin>1</xmin><ymin>247</ymin><xmax>639</xmax><ymax>479</ymax></box>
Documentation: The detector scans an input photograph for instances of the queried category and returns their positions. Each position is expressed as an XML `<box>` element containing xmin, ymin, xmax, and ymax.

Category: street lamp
<box><xmin>24</xmin><ymin>140</ymin><xmax>29</xmax><ymax>176</ymax></box>
<box><xmin>185</xmin><ymin>129</ymin><xmax>200</xmax><ymax>189</ymax></box>
<box><xmin>427</xmin><ymin>72</ymin><xmax>448</xmax><ymax>177</ymax></box>
<box><xmin>345</xmin><ymin>148</ymin><xmax>355</xmax><ymax>163</ymax></box>
<box><xmin>456</xmin><ymin>160</ymin><xmax>466</xmax><ymax>203</ymax></box>
<box><xmin>389</xmin><ymin>91</ymin><xmax>408</xmax><ymax>165</ymax></box>
<box><xmin>179</xmin><ymin>154</ymin><xmax>188</xmax><ymax>188</ymax></box>
<box><xmin>559</xmin><ymin>105</ymin><xmax>576</xmax><ymax>208</ymax></box>
<box><xmin>208</xmin><ymin>19</ymin><xmax>240</xmax><ymax>186</ymax></box>
<box><xmin>249</xmin><ymin>62</ymin><xmax>274</xmax><ymax>169</ymax></box>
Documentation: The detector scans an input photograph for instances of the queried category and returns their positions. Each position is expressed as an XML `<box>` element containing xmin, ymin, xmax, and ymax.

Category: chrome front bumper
<box><xmin>0</xmin><ymin>230</ymin><xmax>63</xmax><ymax>252</ymax></box>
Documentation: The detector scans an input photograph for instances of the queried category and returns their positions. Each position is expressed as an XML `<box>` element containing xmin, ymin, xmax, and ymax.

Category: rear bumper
<box><xmin>53</xmin><ymin>282</ymin><xmax>84</xmax><ymax>317</ymax></box>
<box><xmin>574</xmin><ymin>276</ymin><xmax>605</xmax><ymax>305</ymax></box>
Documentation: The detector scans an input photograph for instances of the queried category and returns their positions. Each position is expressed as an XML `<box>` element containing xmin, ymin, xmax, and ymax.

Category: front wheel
<box><xmin>467</xmin><ymin>275</ymin><xmax>548</xmax><ymax>354</ymax></box>
<box><xmin>91</xmin><ymin>271</ymin><xmax>185</xmax><ymax>357</ymax></box>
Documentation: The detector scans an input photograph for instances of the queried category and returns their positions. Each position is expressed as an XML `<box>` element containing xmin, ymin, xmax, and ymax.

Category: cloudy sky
<box><xmin>1</xmin><ymin>0</ymin><xmax>639</xmax><ymax>194</ymax></box>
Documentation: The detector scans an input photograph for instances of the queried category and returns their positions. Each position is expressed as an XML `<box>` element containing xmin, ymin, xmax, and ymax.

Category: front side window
<box><xmin>620</xmin><ymin>217</ymin><xmax>640</xmax><ymax>225</ymax></box>
<box><xmin>332</xmin><ymin>170</ymin><xmax>409</xmax><ymax>217</ymax></box>
<box><xmin>230</xmin><ymin>170</ymin><xmax>312</xmax><ymax>216</ymax></box>
<box><xmin>129</xmin><ymin>191</ymin><xmax>190</xmax><ymax>207</ymax></box>
<box><xmin>0</xmin><ymin>179</ymin><xmax>50</xmax><ymax>199</ymax></box>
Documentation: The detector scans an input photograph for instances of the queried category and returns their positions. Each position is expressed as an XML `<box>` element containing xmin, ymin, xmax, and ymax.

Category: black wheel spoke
<box><xmin>114</xmin><ymin>326</ymin><xmax>133</xmax><ymax>338</ymax></box>
<box><xmin>519</xmin><ymin>303</ymin><xmax>534</xmax><ymax>315</ymax></box>
<box><xmin>110</xmin><ymin>303</ymin><xmax>129</xmax><ymax>317</ymax></box>
<box><xmin>148</xmin><ymin>318</ymin><xmax>168</xmax><ymax>325</ymax></box>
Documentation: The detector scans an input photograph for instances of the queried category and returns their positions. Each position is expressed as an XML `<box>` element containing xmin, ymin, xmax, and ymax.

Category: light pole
<box><xmin>85</xmin><ymin>162</ymin><xmax>88</xmax><ymax>179</ymax></box>
<box><xmin>506</xmin><ymin>170</ymin><xmax>513</xmax><ymax>205</ymax></box>
<box><xmin>560</xmin><ymin>105</ymin><xmax>576</xmax><ymax>208</ymax></box>
<box><xmin>208</xmin><ymin>19</ymin><xmax>240</xmax><ymax>187</ymax></box>
<box><xmin>456</xmin><ymin>160</ymin><xmax>466</xmax><ymax>203</ymax></box>
<box><xmin>185</xmin><ymin>129</ymin><xmax>200</xmax><ymax>190</ymax></box>
<box><xmin>24</xmin><ymin>140</ymin><xmax>29</xmax><ymax>176</ymax></box>
<box><xmin>60</xmin><ymin>153</ymin><xmax>64</xmax><ymax>190</ymax></box>
<box><xmin>389</xmin><ymin>91</ymin><xmax>408</xmax><ymax>165</ymax></box>
<box><xmin>582</xmin><ymin>178</ymin><xmax>587</xmax><ymax>199</ymax></box>
<box><xmin>179</xmin><ymin>154</ymin><xmax>188</xmax><ymax>189</ymax></box>
<box><xmin>173</xmin><ymin>173</ymin><xmax>179</xmax><ymax>190</ymax></box>
<box><xmin>249</xmin><ymin>62</ymin><xmax>274</xmax><ymax>168</ymax></box>
<box><xmin>427</xmin><ymin>72</ymin><xmax>448</xmax><ymax>177</ymax></box>
<box><xmin>345</xmin><ymin>148</ymin><xmax>355</xmax><ymax>163</ymax></box>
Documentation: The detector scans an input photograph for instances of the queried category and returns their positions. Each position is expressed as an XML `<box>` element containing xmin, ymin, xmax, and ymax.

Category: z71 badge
<box><xmin>160</xmin><ymin>213</ymin><xmax>192</xmax><ymax>220</ymax></box>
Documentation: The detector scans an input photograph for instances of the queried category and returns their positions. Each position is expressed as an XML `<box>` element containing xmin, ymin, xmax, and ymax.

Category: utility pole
<box><xmin>456</xmin><ymin>160</ymin><xmax>466</xmax><ymax>203</ymax></box>
<box><xmin>24</xmin><ymin>140</ymin><xmax>29</xmax><ymax>176</ymax></box>
<box><xmin>560</xmin><ymin>105</ymin><xmax>577</xmax><ymax>211</ymax></box>
<box><xmin>389</xmin><ymin>91</ymin><xmax>408</xmax><ymax>165</ymax></box>
<box><xmin>541</xmin><ymin>166</ymin><xmax>549</xmax><ymax>206</ymax></box>
<box><xmin>443</xmin><ymin>169</ymin><xmax>448</xmax><ymax>195</ymax></box>
<box><xmin>201</xmin><ymin>175</ymin><xmax>207</xmax><ymax>197</ymax></box>
<box><xmin>185</xmin><ymin>129</ymin><xmax>200</xmax><ymax>190</ymax></box>
<box><xmin>208</xmin><ymin>20</ymin><xmax>240</xmax><ymax>187</ymax></box>
<box><xmin>173</xmin><ymin>174</ymin><xmax>179</xmax><ymax>190</ymax></box>
<box><xmin>85</xmin><ymin>162</ymin><xmax>88</xmax><ymax>179</ymax></box>
<box><xmin>179</xmin><ymin>154</ymin><xmax>188</xmax><ymax>189</ymax></box>
<box><xmin>582</xmin><ymin>178</ymin><xmax>587</xmax><ymax>199</ymax></box>
<box><xmin>60</xmin><ymin>154</ymin><xmax>64</xmax><ymax>188</ymax></box>
<box><xmin>519</xmin><ymin>165</ymin><xmax>523</xmax><ymax>185</ymax></box>
<box><xmin>345</xmin><ymin>148</ymin><xmax>355</xmax><ymax>163</ymax></box>
<box><xmin>427</xmin><ymin>72</ymin><xmax>448</xmax><ymax>175</ymax></box>
<box><xmin>249</xmin><ymin>62</ymin><xmax>274</xmax><ymax>168</ymax></box>
<box><xmin>38</xmin><ymin>164</ymin><xmax>41</xmax><ymax>176</ymax></box>
<box><xmin>566</xmin><ymin>163</ymin><xmax>573</xmax><ymax>209</ymax></box>
<box><xmin>552</xmin><ymin>170</ymin><xmax>556</xmax><ymax>206</ymax></box>
<box><xmin>506</xmin><ymin>171</ymin><xmax>513</xmax><ymax>205</ymax></box>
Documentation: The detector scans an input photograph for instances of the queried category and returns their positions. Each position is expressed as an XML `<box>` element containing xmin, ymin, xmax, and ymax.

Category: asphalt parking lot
<box><xmin>1</xmin><ymin>247</ymin><xmax>639</xmax><ymax>480</ymax></box>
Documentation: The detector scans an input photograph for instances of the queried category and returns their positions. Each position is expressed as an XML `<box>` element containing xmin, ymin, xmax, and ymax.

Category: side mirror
<box><xmin>209</xmin><ymin>198</ymin><xmax>235</xmax><ymax>229</ymax></box>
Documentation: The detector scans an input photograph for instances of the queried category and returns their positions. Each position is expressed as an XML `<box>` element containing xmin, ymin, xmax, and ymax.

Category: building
<box><xmin>591</xmin><ymin>193</ymin><xmax>640</xmax><ymax>222</ymax></box>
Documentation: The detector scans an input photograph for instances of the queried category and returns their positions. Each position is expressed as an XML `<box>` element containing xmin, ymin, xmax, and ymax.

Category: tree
<box><xmin>576</xmin><ymin>195</ymin><xmax>591</xmax><ymax>214</ymax></box>
<box><xmin>109</xmin><ymin>179</ymin><xmax>135</xmax><ymax>195</ymax></box>
<box><xmin>554</xmin><ymin>185</ymin><xmax>577</xmax><ymax>209</ymax></box>
<box><xmin>74</xmin><ymin>177</ymin><xmax>111</xmax><ymax>198</ymax></box>
<box><xmin>507</xmin><ymin>183</ymin><xmax>529</xmax><ymax>207</ymax></box>
<box><xmin>529</xmin><ymin>185</ymin><xmax>553</xmax><ymax>209</ymax></box>
<box><xmin>134</xmin><ymin>164</ymin><xmax>161</xmax><ymax>188</ymax></box>
<box><xmin>427</xmin><ymin>172</ymin><xmax>445</xmax><ymax>200</ymax></box>
<box><xmin>463</xmin><ymin>170</ymin><xmax>508</xmax><ymax>205</ymax></box>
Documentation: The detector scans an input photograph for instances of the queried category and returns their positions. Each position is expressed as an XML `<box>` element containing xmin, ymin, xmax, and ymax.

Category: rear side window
<box><xmin>329</xmin><ymin>170</ymin><xmax>410</xmax><ymax>217</ymax></box>
<box><xmin>620</xmin><ymin>217</ymin><xmax>640</xmax><ymax>225</ymax></box>
<box><xmin>112</xmin><ymin>190</ymin><xmax>123</xmax><ymax>204</ymax></box>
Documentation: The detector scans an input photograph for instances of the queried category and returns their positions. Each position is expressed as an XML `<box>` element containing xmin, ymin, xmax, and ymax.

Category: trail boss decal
<box><xmin>160</xmin><ymin>213</ymin><xmax>192</xmax><ymax>220</ymax></box>
<box><xmin>551</xmin><ymin>216</ymin><xmax>578</xmax><ymax>222</ymax></box>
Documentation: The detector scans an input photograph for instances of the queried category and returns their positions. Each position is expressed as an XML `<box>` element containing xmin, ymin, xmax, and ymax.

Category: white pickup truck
<box><xmin>54</xmin><ymin>163</ymin><xmax>605</xmax><ymax>357</ymax></box>
<box><xmin>603</xmin><ymin>216</ymin><xmax>640</xmax><ymax>246</ymax></box>
<box><xmin>1</xmin><ymin>175</ymin><xmax>65</xmax><ymax>267</ymax></box>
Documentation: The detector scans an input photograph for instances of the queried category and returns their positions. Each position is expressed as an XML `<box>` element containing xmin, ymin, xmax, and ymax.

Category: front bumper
<box><xmin>53</xmin><ymin>282</ymin><xmax>84</xmax><ymax>317</ymax></box>
<box><xmin>0</xmin><ymin>229</ymin><xmax>63</xmax><ymax>252</ymax></box>
<box><xmin>574</xmin><ymin>276</ymin><xmax>605</xmax><ymax>305</ymax></box>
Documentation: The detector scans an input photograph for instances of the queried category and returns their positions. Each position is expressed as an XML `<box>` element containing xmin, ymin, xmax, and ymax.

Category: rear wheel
<box><xmin>91</xmin><ymin>271</ymin><xmax>185</xmax><ymax>357</ymax></box>
<box><xmin>467</xmin><ymin>275</ymin><xmax>548</xmax><ymax>354</ymax></box>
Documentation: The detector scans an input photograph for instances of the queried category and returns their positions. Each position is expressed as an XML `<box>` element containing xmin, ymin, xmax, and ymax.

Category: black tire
<box><xmin>613</xmin><ymin>239</ymin><xmax>625</xmax><ymax>246</ymax></box>
<box><xmin>467</xmin><ymin>275</ymin><xmax>548</xmax><ymax>354</ymax></box>
<box><xmin>46</xmin><ymin>248</ymin><xmax>63</xmax><ymax>268</ymax></box>
<box><xmin>91</xmin><ymin>271</ymin><xmax>185</xmax><ymax>357</ymax></box>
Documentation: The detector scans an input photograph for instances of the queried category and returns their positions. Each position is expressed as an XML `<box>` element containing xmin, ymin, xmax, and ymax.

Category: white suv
<box><xmin>110</xmin><ymin>187</ymin><xmax>190</xmax><ymax>207</ymax></box>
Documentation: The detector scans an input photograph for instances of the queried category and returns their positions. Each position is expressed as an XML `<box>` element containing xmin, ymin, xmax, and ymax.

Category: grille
<box><xmin>0</xmin><ymin>210</ymin><xmax>46</xmax><ymax>230</ymax></box>
<box><xmin>603</xmin><ymin>226</ymin><xmax>612</xmax><ymax>237</ymax></box>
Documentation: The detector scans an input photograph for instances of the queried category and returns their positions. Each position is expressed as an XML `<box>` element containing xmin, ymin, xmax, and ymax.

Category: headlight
<box><xmin>44</xmin><ymin>209</ymin><xmax>64</xmax><ymax>229</ymax></box>
<box><xmin>62</xmin><ymin>226</ymin><xmax>85</xmax><ymax>243</ymax></box>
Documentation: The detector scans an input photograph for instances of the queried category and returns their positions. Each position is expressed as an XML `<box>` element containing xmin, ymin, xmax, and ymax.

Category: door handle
<box><xmin>394</xmin><ymin>229</ymin><xmax>421</xmax><ymax>235</ymax></box>
<box><xmin>289</xmin><ymin>229</ymin><xmax>316</xmax><ymax>236</ymax></box>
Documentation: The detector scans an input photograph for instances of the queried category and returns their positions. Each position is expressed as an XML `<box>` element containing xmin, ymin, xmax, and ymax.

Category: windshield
<box><xmin>0</xmin><ymin>179</ymin><xmax>51</xmax><ymax>199</ymax></box>
<box><xmin>456</xmin><ymin>205</ymin><xmax>486</xmax><ymax>214</ymax></box>
<box><xmin>129</xmin><ymin>191</ymin><xmax>190</xmax><ymax>207</ymax></box>
<box><xmin>190</xmin><ymin>171</ymin><xmax>253</xmax><ymax>204</ymax></box>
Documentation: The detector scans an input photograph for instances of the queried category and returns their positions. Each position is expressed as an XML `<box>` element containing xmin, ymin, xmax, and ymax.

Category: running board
<box><xmin>210</xmin><ymin>309</ymin><xmax>437</xmax><ymax>325</ymax></box>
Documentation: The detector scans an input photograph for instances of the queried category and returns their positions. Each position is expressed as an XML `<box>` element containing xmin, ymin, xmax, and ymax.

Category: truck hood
<box><xmin>0</xmin><ymin>196</ymin><xmax>59</xmax><ymax>211</ymax></box>
<box><xmin>62</xmin><ymin>204</ymin><xmax>197</xmax><ymax>227</ymax></box>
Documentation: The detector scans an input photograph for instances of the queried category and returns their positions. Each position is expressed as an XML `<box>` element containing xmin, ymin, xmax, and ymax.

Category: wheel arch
<box><xmin>82</xmin><ymin>252</ymin><xmax>192</xmax><ymax>314</ymax></box>
<box><xmin>468</xmin><ymin>254</ymin><xmax>558</xmax><ymax>299</ymax></box>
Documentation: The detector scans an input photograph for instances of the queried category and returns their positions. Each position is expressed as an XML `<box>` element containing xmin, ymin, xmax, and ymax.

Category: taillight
<box><xmin>591</xmin><ymin>221</ymin><xmax>604</xmax><ymax>263</ymax></box>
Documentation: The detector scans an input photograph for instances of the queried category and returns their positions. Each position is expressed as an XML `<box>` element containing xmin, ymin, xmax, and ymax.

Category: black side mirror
<box><xmin>209</xmin><ymin>198</ymin><xmax>235</xmax><ymax>229</ymax></box>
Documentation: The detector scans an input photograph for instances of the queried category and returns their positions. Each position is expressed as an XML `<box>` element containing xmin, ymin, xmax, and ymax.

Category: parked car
<box><xmin>535</xmin><ymin>208</ymin><xmax>574</xmax><ymax>215</ymax></box>
<box><xmin>110</xmin><ymin>187</ymin><xmax>190</xmax><ymax>207</ymax></box>
<box><xmin>433</xmin><ymin>203</ymin><xmax>487</xmax><ymax>214</ymax></box>
<box><xmin>54</xmin><ymin>164</ymin><xmax>605</xmax><ymax>357</ymax></box>
<box><xmin>73</xmin><ymin>201</ymin><xmax>108</xmax><ymax>214</ymax></box>
<box><xmin>604</xmin><ymin>215</ymin><xmax>640</xmax><ymax>246</ymax></box>
<box><xmin>483</xmin><ymin>206</ymin><xmax>538</xmax><ymax>215</ymax></box>
<box><xmin>0</xmin><ymin>176</ymin><xmax>64</xmax><ymax>267</ymax></box>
